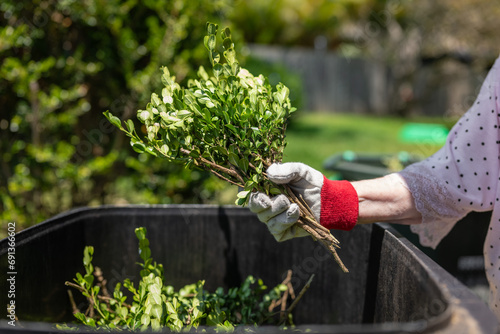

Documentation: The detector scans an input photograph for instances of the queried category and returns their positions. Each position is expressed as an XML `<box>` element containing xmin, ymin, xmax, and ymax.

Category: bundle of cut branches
<box><xmin>104</xmin><ymin>22</ymin><xmax>347</xmax><ymax>272</ymax></box>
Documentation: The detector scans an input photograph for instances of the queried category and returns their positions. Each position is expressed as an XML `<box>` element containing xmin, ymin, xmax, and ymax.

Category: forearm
<box><xmin>350</xmin><ymin>173</ymin><xmax>422</xmax><ymax>225</ymax></box>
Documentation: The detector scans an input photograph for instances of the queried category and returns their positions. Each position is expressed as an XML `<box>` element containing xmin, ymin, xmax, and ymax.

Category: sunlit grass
<box><xmin>283</xmin><ymin>111</ymin><xmax>449</xmax><ymax>174</ymax></box>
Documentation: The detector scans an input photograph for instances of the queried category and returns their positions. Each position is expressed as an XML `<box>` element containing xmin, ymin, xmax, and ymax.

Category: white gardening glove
<box><xmin>248</xmin><ymin>192</ymin><xmax>307</xmax><ymax>242</ymax></box>
<box><xmin>248</xmin><ymin>162</ymin><xmax>359</xmax><ymax>242</ymax></box>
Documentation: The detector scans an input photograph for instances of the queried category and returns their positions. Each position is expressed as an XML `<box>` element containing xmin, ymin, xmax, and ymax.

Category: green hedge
<box><xmin>0</xmin><ymin>0</ymin><xmax>236</xmax><ymax>235</ymax></box>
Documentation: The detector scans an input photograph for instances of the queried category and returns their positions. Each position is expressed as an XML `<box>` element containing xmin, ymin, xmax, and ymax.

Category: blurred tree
<box><xmin>337</xmin><ymin>0</ymin><xmax>500</xmax><ymax>116</ymax></box>
<box><xmin>231</xmin><ymin>0</ymin><xmax>371</xmax><ymax>49</ymax></box>
<box><xmin>0</xmin><ymin>0</ymin><xmax>235</xmax><ymax>236</ymax></box>
<box><xmin>231</xmin><ymin>0</ymin><xmax>500</xmax><ymax>116</ymax></box>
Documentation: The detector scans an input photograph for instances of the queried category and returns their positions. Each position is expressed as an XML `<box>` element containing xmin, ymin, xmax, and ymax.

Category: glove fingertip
<box><xmin>248</xmin><ymin>192</ymin><xmax>270</xmax><ymax>213</ymax></box>
<box><xmin>287</xmin><ymin>203</ymin><xmax>300</xmax><ymax>220</ymax></box>
<box><xmin>266</xmin><ymin>163</ymin><xmax>295</xmax><ymax>184</ymax></box>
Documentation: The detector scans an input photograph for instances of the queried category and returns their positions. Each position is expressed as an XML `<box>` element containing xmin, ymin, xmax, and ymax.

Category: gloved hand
<box><xmin>248</xmin><ymin>162</ymin><xmax>359</xmax><ymax>241</ymax></box>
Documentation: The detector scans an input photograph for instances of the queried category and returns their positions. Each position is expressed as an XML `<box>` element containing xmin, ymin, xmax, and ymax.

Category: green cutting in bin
<box><xmin>399</xmin><ymin>123</ymin><xmax>449</xmax><ymax>144</ymax></box>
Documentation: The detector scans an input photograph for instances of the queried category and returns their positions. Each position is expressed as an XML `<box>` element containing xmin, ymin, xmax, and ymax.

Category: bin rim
<box><xmin>0</xmin><ymin>204</ymin><xmax>240</xmax><ymax>252</ymax></box>
<box><xmin>373</xmin><ymin>223</ymin><xmax>498</xmax><ymax>333</ymax></box>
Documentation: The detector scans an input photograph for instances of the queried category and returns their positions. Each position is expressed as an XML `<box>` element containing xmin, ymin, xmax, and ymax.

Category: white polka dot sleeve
<box><xmin>398</xmin><ymin>55</ymin><xmax>500</xmax><ymax>249</ymax></box>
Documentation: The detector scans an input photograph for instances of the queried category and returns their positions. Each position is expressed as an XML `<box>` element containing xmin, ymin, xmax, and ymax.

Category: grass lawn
<box><xmin>282</xmin><ymin>112</ymin><xmax>452</xmax><ymax>174</ymax></box>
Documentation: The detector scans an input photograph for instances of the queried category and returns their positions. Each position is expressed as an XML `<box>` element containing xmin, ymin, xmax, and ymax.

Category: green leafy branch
<box><xmin>60</xmin><ymin>227</ymin><xmax>307</xmax><ymax>332</ymax></box>
<box><xmin>104</xmin><ymin>22</ymin><xmax>347</xmax><ymax>272</ymax></box>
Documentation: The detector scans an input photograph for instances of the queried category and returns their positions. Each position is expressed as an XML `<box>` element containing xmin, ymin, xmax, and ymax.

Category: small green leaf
<box><xmin>235</xmin><ymin>197</ymin><xmax>246</xmax><ymax>207</ymax></box>
<box><xmin>211</xmin><ymin>51</ymin><xmax>220</xmax><ymax>64</ymax></box>
<box><xmin>151</xmin><ymin>318</ymin><xmax>160</xmax><ymax>331</ymax></box>
<box><xmin>126</xmin><ymin>119</ymin><xmax>135</xmax><ymax>133</ymax></box>
<box><xmin>148</xmin><ymin>292</ymin><xmax>162</xmax><ymax>306</ymax></box>
<box><xmin>206</xmin><ymin>22</ymin><xmax>218</xmax><ymax>35</ymax></box>
<box><xmin>120</xmin><ymin>306</ymin><xmax>128</xmax><ymax>318</ymax></box>
<box><xmin>151</xmin><ymin>93</ymin><xmax>161</xmax><ymax>106</ymax></box>
<box><xmin>83</xmin><ymin>246</ymin><xmax>93</xmax><ymax>265</ymax></box>
<box><xmin>206</xmin><ymin>35</ymin><xmax>216</xmax><ymax>51</ymax></box>
<box><xmin>131</xmin><ymin>141</ymin><xmax>146</xmax><ymax>154</ymax></box>
<box><xmin>237</xmin><ymin>190</ymin><xmax>249</xmax><ymax>199</ymax></box>
<box><xmin>144</xmin><ymin>302</ymin><xmax>152</xmax><ymax>314</ymax></box>
<box><xmin>222</xmin><ymin>38</ymin><xmax>233</xmax><ymax>50</ymax></box>
<box><xmin>148</xmin><ymin>283</ymin><xmax>161</xmax><ymax>295</ymax></box>
<box><xmin>222</xmin><ymin>63</ymin><xmax>232</xmax><ymax>76</ymax></box>
<box><xmin>104</xmin><ymin>111</ymin><xmax>122</xmax><ymax>129</ymax></box>
<box><xmin>141</xmin><ymin>313</ymin><xmax>150</xmax><ymax>326</ymax></box>
<box><xmin>238</xmin><ymin>158</ymin><xmax>249</xmax><ymax>174</ymax></box>
<box><xmin>166</xmin><ymin>301</ymin><xmax>176</xmax><ymax>315</ymax></box>
<box><xmin>225</xmin><ymin>124</ymin><xmax>237</xmax><ymax>135</ymax></box>
<box><xmin>139</xmin><ymin>247</ymin><xmax>151</xmax><ymax>262</ymax></box>
<box><xmin>270</xmin><ymin>187</ymin><xmax>282</xmax><ymax>195</ymax></box>
<box><xmin>213</xmin><ymin>63</ymin><xmax>223</xmax><ymax>78</ymax></box>
<box><xmin>160</xmin><ymin>144</ymin><xmax>169</xmax><ymax>156</ymax></box>
<box><xmin>203</xmin><ymin>35</ymin><xmax>210</xmax><ymax>51</ymax></box>
<box><xmin>231</xmin><ymin>62</ymin><xmax>240</xmax><ymax>76</ymax></box>
<box><xmin>73</xmin><ymin>312</ymin><xmax>87</xmax><ymax>323</ymax></box>
<box><xmin>228</xmin><ymin>152</ymin><xmax>239</xmax><ymax>167</ymax></box>
<box><xmin>252</xmin><ymin>174</ymin><xmax>260</xmax><ymax>183</ymax></box>
<box><xmin>75</xmin><ymin>272</ymin><xmax>83</xmax><ymax>283</ymax></box>
<box><xmin>85</xmin><ymin>317</ymin><xmax>96</xmax><ymax>327</ymax></box>
<box><xmin>84</xmin><ymin>274</ymin><xmax>94</xmax><ymax>287</ymax></box>
<box><xmin>151</xmin><ymin>304</ymin><xmax>163</xmax><ymax>319</ymax></box>
<box><xmin>249</xmin><ymin>91</ymin><xmax>257</xmax><ymax>106</ymax></box>
<box><xmin>197</xmin><ymin>66</ymin><xmax>209</xmax><ymax>81</ymax></box>
<box><xmin>135</xmin><ymin>228</ymin><xmax>146</xmax><ymax>241</ymax></box>
<box><xmin>221</xmin><ymin>27</ymin><xmax>231</xmax><ymax>39</ymax></box>
<box><xmin>177</xmin><ymin>109</ymin><xmax>192</xmax><ymax>118</ymax></box>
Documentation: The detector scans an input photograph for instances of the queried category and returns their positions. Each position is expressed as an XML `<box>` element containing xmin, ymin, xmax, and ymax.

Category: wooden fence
<box><xmin>249</xmin><ymin>44</ymin><xmax>486</xmax><ymax>117</ymax></box>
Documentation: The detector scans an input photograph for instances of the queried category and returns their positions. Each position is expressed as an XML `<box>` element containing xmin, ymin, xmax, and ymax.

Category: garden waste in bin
<box><xmin>0</xmin><ymin>205</ymin><xmax>497</xmax><ymax>333</ymax></box>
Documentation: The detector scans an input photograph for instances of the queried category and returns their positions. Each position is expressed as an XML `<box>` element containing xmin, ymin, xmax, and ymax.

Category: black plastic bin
<box><xmin>0</xmin><ymin>205</ymin><xmax>497</xmax><ymax>333</ymax></box>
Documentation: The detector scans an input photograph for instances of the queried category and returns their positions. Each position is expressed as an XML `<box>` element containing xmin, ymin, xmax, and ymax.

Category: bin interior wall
<box><xmin>374</xmin><ymin>229</ymin><xmax>446</xmax><ymax>323</ymax></box>
<box><xmin>0</xmin><ymin>206</ymin><xmax>373</xmax><ymax>325</ymax></box>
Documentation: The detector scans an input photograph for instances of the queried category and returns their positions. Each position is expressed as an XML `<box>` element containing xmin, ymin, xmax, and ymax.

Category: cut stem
<box><xmin>283</xmin><ymin>184</ymin><xmax>348</xmax><ymax>273</ymax></box>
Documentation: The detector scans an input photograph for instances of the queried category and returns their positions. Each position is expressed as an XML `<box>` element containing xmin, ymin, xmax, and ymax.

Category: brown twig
<box><xmin>94</xmin><ymin>267</ymin><xmax>110</xmax><ymax>298</ymax></box>
<box><xmin>97</xmin><ymin>295</ymin><xmax>132</xmax><ymax>309</ymax></box>
<box><xmin>179</xmin><ymin>147</ymin><xmax>244</xmax><ymax>183</ymax></box>
<box><xmin>279</xmin><ymin>270</ymin><xmax>293</xmax><ymax>323</ymax></box>
<box><xmin>286</xmin><ymin>279</ymin><xmax>295</xmax><ymax>300</ymax></box>
<box><xmin>65</xmin><ymin>281</ymin><xmax>95</xmax><ymax>317</ymax></box>
<box><xmin>65</xmin><ymin>281</ymin><xmax>87</xmax><ymax>295</ymax></box>
<box><xmin>207</xmin><ymin>168</ymin><xmax>245</xmax><ymax>188</ymax></box>
<box><xmin>279</xmin><ymin>274</ymin><xmax>315</xmax><ymax>326</ymax></box>
<box><xmin>266</xmin><ymin>269</ymin><xmax>297</xmax><ymax>326</ymax></box>
<box><xmin>65</xmin><ymin>281</ymin><xmax>132</xmax><ymax>310</ymax></box>
<box><xmin>228</xmin><ymin>164</ymin><xmax>245</xmax><ymax>185</ymax></box>
<box><xmin>67</xmin><ymin>289</ymin><xmax>80</xmax><ymax>314</ymax></box>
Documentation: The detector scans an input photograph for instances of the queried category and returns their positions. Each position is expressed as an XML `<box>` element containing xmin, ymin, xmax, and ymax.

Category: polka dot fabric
<box><xmin>399</xmin><ymin>55</ymin><xmax>500</xmax><ymax>319</ymax></box>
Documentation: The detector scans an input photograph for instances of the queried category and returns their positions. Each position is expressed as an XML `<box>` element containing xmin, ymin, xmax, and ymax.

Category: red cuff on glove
<box><xmin>320</xmin><ymin>176</ymin><xmax>359</xmax><ymax>231</ymax></box>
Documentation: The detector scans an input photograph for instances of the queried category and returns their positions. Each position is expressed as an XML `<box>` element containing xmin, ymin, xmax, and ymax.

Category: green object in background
<box><xmin>323</xmin><ymin>151</ymin><xmax>422</xmax><ymax>181</ymax></box>
<box><xmin>399</xmin><ymin>123</ymin><xmax>449</xmax><ymax>145</ymax></box>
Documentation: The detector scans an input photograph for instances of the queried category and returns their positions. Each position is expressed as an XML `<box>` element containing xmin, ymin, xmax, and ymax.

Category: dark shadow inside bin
<box><xmin>0</xmin><ymin>205</ymin><xmax>497</xmax><ymax>333</ymax></box>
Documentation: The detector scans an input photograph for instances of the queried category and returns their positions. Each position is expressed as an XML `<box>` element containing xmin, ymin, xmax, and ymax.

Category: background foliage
<box><xmin>0</xmin><ymin>0</ymin><xmax>236</xmax><ymax>234</ymax></box>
